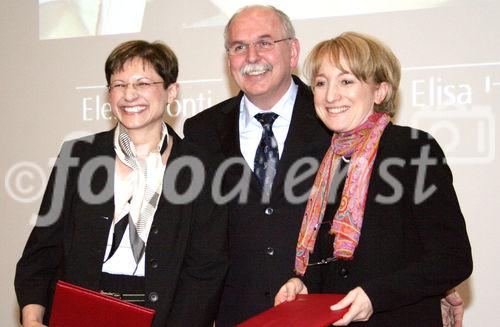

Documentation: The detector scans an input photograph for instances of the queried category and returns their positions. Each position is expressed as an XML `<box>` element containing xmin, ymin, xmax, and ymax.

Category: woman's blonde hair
<box><xmin>305</xmin><ymin>31</ymin><xmax>401</xmax><ymax>116</ymax></box>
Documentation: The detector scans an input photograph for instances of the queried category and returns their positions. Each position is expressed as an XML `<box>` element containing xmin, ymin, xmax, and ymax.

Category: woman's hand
<box><xmin>331</xmin><ymin>287</ymin><xmax>373</xmax><ymax>326</ymax></box>
<box><xmin>274</xmin><ymin>277</ymin><xmax>308</xmax><ymax>306</ymax></box>
<box><xmin>22</xmin><ymin>304</ymin><xmax>47</xmax><ymax>327</ymax></box>
<box><xmin>441</xmin><ymin>289</ymin><xmax>464</xmax><ymax>327</ymax></box>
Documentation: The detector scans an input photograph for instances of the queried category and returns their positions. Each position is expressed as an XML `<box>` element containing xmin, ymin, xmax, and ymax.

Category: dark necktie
<box><xmin>254</xmin><ymin>112</ymin><xmax>279</xmax><ymax>195</ymax></box>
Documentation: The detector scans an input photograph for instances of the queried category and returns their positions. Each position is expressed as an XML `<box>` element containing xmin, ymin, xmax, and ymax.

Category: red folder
<box><xmin>237</xmin><ymin>294</ymin><xmax>349</xmax><ymax>327</ymax></box>
<box><xmin>49</xmin><ymin>280</ymin><xmax>155</xmax><ymax>327</ymax></box>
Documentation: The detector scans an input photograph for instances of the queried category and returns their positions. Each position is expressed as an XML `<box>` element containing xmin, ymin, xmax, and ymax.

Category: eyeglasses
<box><xmin>308</xmin><ymin>256</ymin><xmax>338</xmax><ymax>266</ymax></box>
<box><xmin>226</xmin><ymin>37</ymin><xmax>293</xmax><ymax>56</ymax></box>
<box><xmin>108</xmin><ymin>81</ymin><xmax>163</xmax><ymax>93</ymax></box>
<box><xmin>307</xmin><ymin>220</ymin><xmax>338</xmax><ymax>266</ymax></box>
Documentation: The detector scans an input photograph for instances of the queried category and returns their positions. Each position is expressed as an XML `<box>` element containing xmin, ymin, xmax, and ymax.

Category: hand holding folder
<box><xmin>49</xmin><ymin>281</ymin><xmax>155</xmax><ymax>327</ymax></box>
<box><xmin>237</xmin><ymin>294</ymin><xmax>349</xmax><ymax>327</ymax></box>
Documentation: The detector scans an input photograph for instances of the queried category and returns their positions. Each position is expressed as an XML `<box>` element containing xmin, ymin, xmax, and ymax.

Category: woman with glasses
<box><xmin>15</xmin><ymin>40</ymin><xmax>228</xmax><ymax>327</ymax></box>
<box><xmin>274</xmin><ymin>32</ymin><xmax>472</xmax><ymax>326</ymax></box>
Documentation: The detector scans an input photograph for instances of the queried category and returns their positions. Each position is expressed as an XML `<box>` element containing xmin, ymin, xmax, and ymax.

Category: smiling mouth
<box><xmin>326</xmin><ymin>106</ymin><xmax>349</xmax><ymax>114</ymax></box>
<box><xmin>241</xmin><ymin>63</ymin><xmax>272</xmax><ymax>77</ymax></box>
<box><xmin>123</xmin><ymin>105</ymin><xmax>146</xmax><ymax>113</ymax></box>
<box><xmin>246</xmin><ymin>70</ymin><xmax>267</xmax><ymax>76</ymax></box>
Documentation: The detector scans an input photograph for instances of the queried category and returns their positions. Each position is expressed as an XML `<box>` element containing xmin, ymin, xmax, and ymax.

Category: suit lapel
<box><xmin>89</xmin><ymin>132</ymin><xmax>116</xmax><ymax>256</ymax></box>
<box><xmin>218</xmin><ymin>98</ymin><xmax>242</xmax><ymax>159</ymax></box>
<box><xmin>149</xmin><ymin>131</ymin><xmax>188</xmax><ymax>263</ymax></box>
<box><xmin>217</xmin><ymin>94</ymin><xmax>262</xmax><ymax>193</ymax></box>
<box><xmin>271</xmin><ymin>77</ymin><xmax>331</xmax><ymax>198</ymax></box>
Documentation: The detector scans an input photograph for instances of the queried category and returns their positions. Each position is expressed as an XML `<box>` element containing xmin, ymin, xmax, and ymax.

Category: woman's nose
<box><xmin>124</xmin><ymin>83</ymin><xmax>139</xmax><ymax>100</ymax></box>
<box><xmin>326</xmin><ymin>84</ymin><xmax>340</xmax><ymax>102</ymax></box>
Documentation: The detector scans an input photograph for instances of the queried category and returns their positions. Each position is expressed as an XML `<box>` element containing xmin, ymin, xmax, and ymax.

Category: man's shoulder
<box><xmin>292</xmin><ymin>74</ymin><xmax>313</xmax><ymax>99</ymax></box>
<box><xmin>191</xmin><ymin>94</ymin><xmax>241</xmax><ymax>121</ymax></box>
<box><xmin>183</xmin><ymin>93</ymin><xmax>241</xmax><ymax>138</ymax></box>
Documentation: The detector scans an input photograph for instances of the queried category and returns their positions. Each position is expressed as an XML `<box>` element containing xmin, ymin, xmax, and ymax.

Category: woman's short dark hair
<box><xmin>105</xmin><ymin>40</ymin><xmax>178</xmax><ymax>89</ymax></box>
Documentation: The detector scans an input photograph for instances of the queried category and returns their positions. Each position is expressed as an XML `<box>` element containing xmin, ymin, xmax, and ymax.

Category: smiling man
<box><xmin>183</xmin><ymin>5</ymin><xmax>331</xmax><ymax>326</ymax></box>
<box><xmin>224</xmin><ymin>7</ymin><xmax>299</xmax><ymax>109</ymax></box>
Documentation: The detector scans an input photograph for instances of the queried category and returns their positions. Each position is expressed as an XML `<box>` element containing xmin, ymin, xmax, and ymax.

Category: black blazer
<box><xmin>305</xmin><ymin>123</ymin><xmax>473</xmax><ymax>327</ymax></box>
<box><xmin>183</xmin><ymin>76</ymin><xmax>332</xmax><ymax>326</ymax></box>
<box><xmin>15</xmin><ymin>125</ymin><xmax>228</xmax><ymax>327</ymax></box>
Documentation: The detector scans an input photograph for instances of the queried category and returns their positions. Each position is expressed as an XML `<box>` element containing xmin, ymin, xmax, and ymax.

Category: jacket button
<box><xmin>266</xmin><ymin>247</ymin><xmax>274</xmax><ymax>255</ymax></box>
<box><xmin>148</xmin><ymin>292</ymin><xmax>159</xmax><ymax>302</ymax></box>
<box><xmin>339</xmin><ymin>267</ymin><xmax>349</xmax><ymax>278</ymax></box>
<box><xmin>150</xmin><ymin>259</ymin><xmax>158</xmax><ymax>269</ymax></box>
<box><xmin>265</xmin><ymin>207</ymin><xmax>274</xmax><ymax>215</ymax></box>
<box><xmin>151</xmin><ymin>225</ymin><xmax>159</xmax><ymax>234</ymax></box>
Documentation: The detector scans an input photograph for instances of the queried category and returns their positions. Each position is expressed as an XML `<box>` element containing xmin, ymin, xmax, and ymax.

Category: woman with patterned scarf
<box><xmin>15</xmin><ymin>40</ymin><xmax>227</xmax><ymax>327</ymax></box>
<box><xmin>274</xmin><ymin>32</ymin><xmax>472</xmax><ymax>326</ymax></box>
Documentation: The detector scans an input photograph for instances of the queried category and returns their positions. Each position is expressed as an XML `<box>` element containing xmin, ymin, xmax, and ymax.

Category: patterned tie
<box><xmin>254</xmin><ymin>113</ymin><xmax>279</xmax><ymax>195</ymax></box>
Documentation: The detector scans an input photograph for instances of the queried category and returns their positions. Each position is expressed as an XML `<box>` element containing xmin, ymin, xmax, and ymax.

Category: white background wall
<box><xmin>1</xmin><ymin>1</ymin><xmax>499</xmax><ymax>326</ymax></box>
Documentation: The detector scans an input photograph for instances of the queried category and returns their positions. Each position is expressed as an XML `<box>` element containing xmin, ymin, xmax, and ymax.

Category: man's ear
<box><xmin>289</xmin><ymin>38</ymin><xmax>301</xmax><ymax>69</ymax></box>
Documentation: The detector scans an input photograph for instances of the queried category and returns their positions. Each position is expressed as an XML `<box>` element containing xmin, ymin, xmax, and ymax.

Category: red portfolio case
<box><xmin>237</xmin><ymin>294</ymin><xmax>348</xmax><ymax>327</ymax></box>
<box><xmin>49</xmin><ymin>280</ymin><xmax>155</xmax><ymax>327</ymax></box>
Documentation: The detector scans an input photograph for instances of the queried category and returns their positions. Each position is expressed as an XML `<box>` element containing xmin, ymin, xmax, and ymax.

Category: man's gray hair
<box><xmin>223</xmin><ymin>5</ymin><xmax>296</xmax><ymax>49</ymax></box>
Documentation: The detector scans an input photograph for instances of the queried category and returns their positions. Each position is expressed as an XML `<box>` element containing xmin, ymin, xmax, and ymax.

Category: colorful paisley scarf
<box><xmin>295</xmin><ymin>112</ymin><xmax>390</xmax><ymax>275</ymax></box>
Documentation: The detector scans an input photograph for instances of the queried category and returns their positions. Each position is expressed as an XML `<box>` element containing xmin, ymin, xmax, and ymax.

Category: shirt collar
<box><xmin>241</xmin><ymin>80</ymin><xmax>298</xmax><ymax>129</ymax></box>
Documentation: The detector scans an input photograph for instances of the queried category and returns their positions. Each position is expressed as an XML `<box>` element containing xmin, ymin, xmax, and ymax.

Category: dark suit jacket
<box><xmin>15</xmin><ymin>125</ymin><xmax>228</xmax><ymax>327</ymax></box>
<box><xmin>305</xmin><ymin>123</ymin><xmax>473</xmax><ymax>327</ymax></box>
<box><xmin>183</xmin><ymin>76</ymin><xmax>331</xmax><ymax>326</ymax></box>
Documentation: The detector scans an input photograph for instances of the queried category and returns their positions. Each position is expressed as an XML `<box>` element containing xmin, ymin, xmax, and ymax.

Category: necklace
<box><xmin>341</xmin><ymin>156</ymin><xmax>350</xmax><ymax>163</ymax></box>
